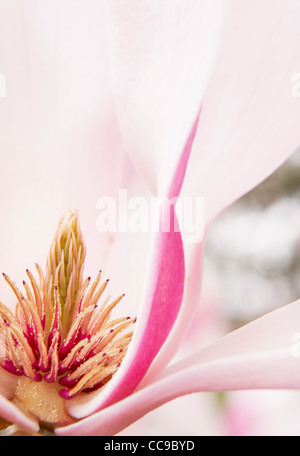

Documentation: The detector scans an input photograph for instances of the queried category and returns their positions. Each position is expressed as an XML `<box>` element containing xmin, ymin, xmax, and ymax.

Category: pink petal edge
<box><xmin>66</xmin><ymin>96</ymin><xmax>199</xmax><ymax>420</ymax></box>
<box><xmin>66</xmin><ymin>204</ymin><xmax>185</xmax><ymax>419</ymax></box>
<box><xmin>104</xmin><ymin>0</ymin><xmax>227</xmax><ymax>196</ymax></box>
<box><xmin>180</xmin><ymin>0</ymin><xmax>300</xmax><ymax>225</ymax></box>
<box><xmin>147</xmin><ymin>0</ymin><xmax>300</xmax><ymax>383</ymax></box>
<box><xmin>0</xmin><ymin>394</ymin><xmax>39</xmax><ymax>432</ymax></box>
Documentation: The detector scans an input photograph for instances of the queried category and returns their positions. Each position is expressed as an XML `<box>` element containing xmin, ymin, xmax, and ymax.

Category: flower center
<box><xmin>0</xmin><ymin>212</ymin><xmax>135</xmax><ymax>415</ymax></box>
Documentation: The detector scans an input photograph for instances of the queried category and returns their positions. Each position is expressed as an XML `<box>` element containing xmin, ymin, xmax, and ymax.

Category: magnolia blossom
<box><xmin>0</xmin><ymin>0</ymin><xmax>300</xmax><ymax>436</ymax></box>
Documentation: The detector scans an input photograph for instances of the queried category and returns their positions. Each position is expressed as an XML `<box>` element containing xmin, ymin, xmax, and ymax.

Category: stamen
<box><xmin>59</xmin><ymin>304</ymin><xmax>95</xmax><ymax>360</ymax></box>
<box><xmin>26</xmin><ymin>269</ymin><xmax>43</xmax><ymax>323</ymax></box>
<box><xmin>0</xmin><ymin>211</ymin><xmax>136</xmax><ymax>413</ymax></box>
<box><xmin>58</xmin><ymin>338</ymin><xmax>88</xmax><ymax>374</ymax></box>
<box><xmin>70</xmin><ymin>276</ymin><xmax>91</xmax><ymax>326</ymax></box>
<box><xmin>44</xmin><ymin>330</ymin><xmax>60</xmax><ymax>383</ymax></box>
<box><xmin>87</xmin><ymin>294</ymin><xmax>125</xmax><ymax>336</ymax></box>
<box><xmin>0</xmin><ymin>302</ymin><xmax>36</xmax><ymax>365</ymax></box>
<box><xmin>22</xmin><ymin>280</ymin><xmax>35</xmax><ymax>305</ymax></box>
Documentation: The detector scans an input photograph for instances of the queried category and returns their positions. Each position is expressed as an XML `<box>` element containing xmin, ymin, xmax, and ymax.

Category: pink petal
<box><xmin>57</xmin><ymin>299</ymin><xmax>300</xmax><ymax>436</ymax></box>
<box><xmin>66</xmin><ymin>87</ymin><xmax>199</xmax><ymax>419</ymax></box>
<box><xmin>0</xmin><ymin>394</ymin><xmax>39</xmax><ymax>432</ymax></box>
<box><xmin>148</xmin><ymin>0</ymin><xmax>300</xmax><ymax>379</ymax></box>
<box><xmin>181</xmin><ymin>0</ymin><xmax>300</xmax><ymax>225</ymax></box>
<box><xmin>141</xmin><ymin>240</ymin><xmax>206</xmax><ymax>386</ymax></box>
<box><xmin>85</xmin><ymin>2</ymin><xmax>222</xmax><ymax>402</ymax></box>
<box><xmin>65</xmin><ymin>201</ymin><xmax>185</xmax><ymax>418</ymax></box>
<box><xmin>104</xmin><ymin>0</ymin><xmax>227</xmax><ymax>195</ymax></box>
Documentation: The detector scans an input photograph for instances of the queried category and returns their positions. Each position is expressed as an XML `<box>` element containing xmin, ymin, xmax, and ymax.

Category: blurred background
<box><xmin>120</xmin><ymin>147</ymin><xmax>300</xmax><ymax>437</ymax></box>
<box><xmin>206</xmin><ymin>148</ymin><xmax>300</xmax><ymax>329</ymax></box>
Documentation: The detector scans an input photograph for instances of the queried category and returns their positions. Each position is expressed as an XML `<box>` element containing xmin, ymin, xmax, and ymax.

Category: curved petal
<box><xmin>181</xmin><ymin>0</ymin><xmax>300</xmax><ymax>225</ymax></box>
<box><xmin>104</xmin><ymin>0</ymin><xmax>227</xmax><ymax>196</ymax></box>
<box><xmin>141</xmin><ymin>240</ymin><xmax>205</xmax><ymax>386</ymax></box>
<box><xmin>0</xmin><ymin>394</ymin><xmax>39</xmax><ymax>432</ymax></box>
<box><xmin>66</xmin><ymin>97</ymin><xmax>199</xmax><ymax>419</ymax></box>
<box><xmin>66</xmin><ymin>201</ymin><xmax>185</xmax><ymax>418</ymax></box>
<box><xmin>57</xmin><ymin>299</ymin><xmax>300</xmax><ymax>436</ymax></box>
<box><xmin>149</xmin><ymin>0</ymin><xmax>300</xmax><ymax>379</ymax></box>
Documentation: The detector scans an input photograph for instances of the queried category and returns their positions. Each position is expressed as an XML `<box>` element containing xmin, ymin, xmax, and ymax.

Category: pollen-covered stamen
<box><xmin>59</xmin><ymin>338</ymin><xmax>132</xmax><ymax>399</ymax></box>
<box><xmin>82</xmin><ymin>318</ymin><xmax>135</xmax><ymax>360</ymax></box>
<box><xmin>78</xmin><ymin>273</ymin><xmax>108</xmax><ymax>316</ymax></box>
<box><xmin>60</xmin><ymin>332</ymin><xmax>133</xmax><ymax>387</ymax></box>
<box><xmin>86</xmin><ymin>294</ymin><xmax>125</xmax><ymax>337</ymax></box>
<box><xmin>0</xmin><ymin>302</ymin><xmax>39</xmax><ymax>379</ymax></box>
<box><xmin>73</xmin><ymin>318</ymin><xmax>132</xmax><ymax>365</ymax></box>
<box><xmin>0</xmin><ymin>302</ymin><xmax>36</xmax><ymax>366</ymax></box>
<box><xmin>57</xmin><ymin>284</ymin><xmax>135</xmax><ymax>397</ymax></box>
<box><xmin>58</xmin><ymin>338</ymin><xmax>89</xmax><ymax>375</ymax></box>
<box><xmin>68</xmin><ymin>276</ymin><xmax>92</xmax><ymax>327</ymax></box>
<box><xmin>0</xmin><ymin>211</ymin><xmax>136</xmax><ymax>411</ymax></box>
<box><xmin>58</xmin><ymin>275</ymin><xmax>111</xmax><ymax>359</ymax></box>
<box><xmin>63</xmin><ymin>317</ymin><xmax>135</xmax><ymax>373</ymax></box>
<box><xmin>2</xmin><ymin>273</ymin><xmax>45</xmax><ymax>355</ymax></box>
<box><xmin>45</xmin><ymin>211</ymin><xmax>86</xmax><ymax>336</ymax></box>
<box><xmin>58</xmin><ymin>304</ymin><xmax>96</xmax><ymax>360</ymax></box>
<box><xmin>44</xmin><ymin>330</ymin><xmax>60</xmax><ymax>383</ymax></box>
<box><xmin>44</xmin><ymin>286</ymin><xmax>62</xmax><ymax>383</ymax></box>
<box><xmin>25</xmin><ymin>269</ymin><xmax>44</xmax><ymax>326</ymax></box>
<box><xmin>35</xmin><ymin>263</ymin><xmax>46</xmax><ymax>329</ymax></box>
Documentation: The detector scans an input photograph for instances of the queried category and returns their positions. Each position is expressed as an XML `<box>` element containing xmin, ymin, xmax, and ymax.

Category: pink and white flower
<box><xmin>0</xmin><ymin>0</ymin><xmax>300</xmax><ymax>436</ymax></box>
